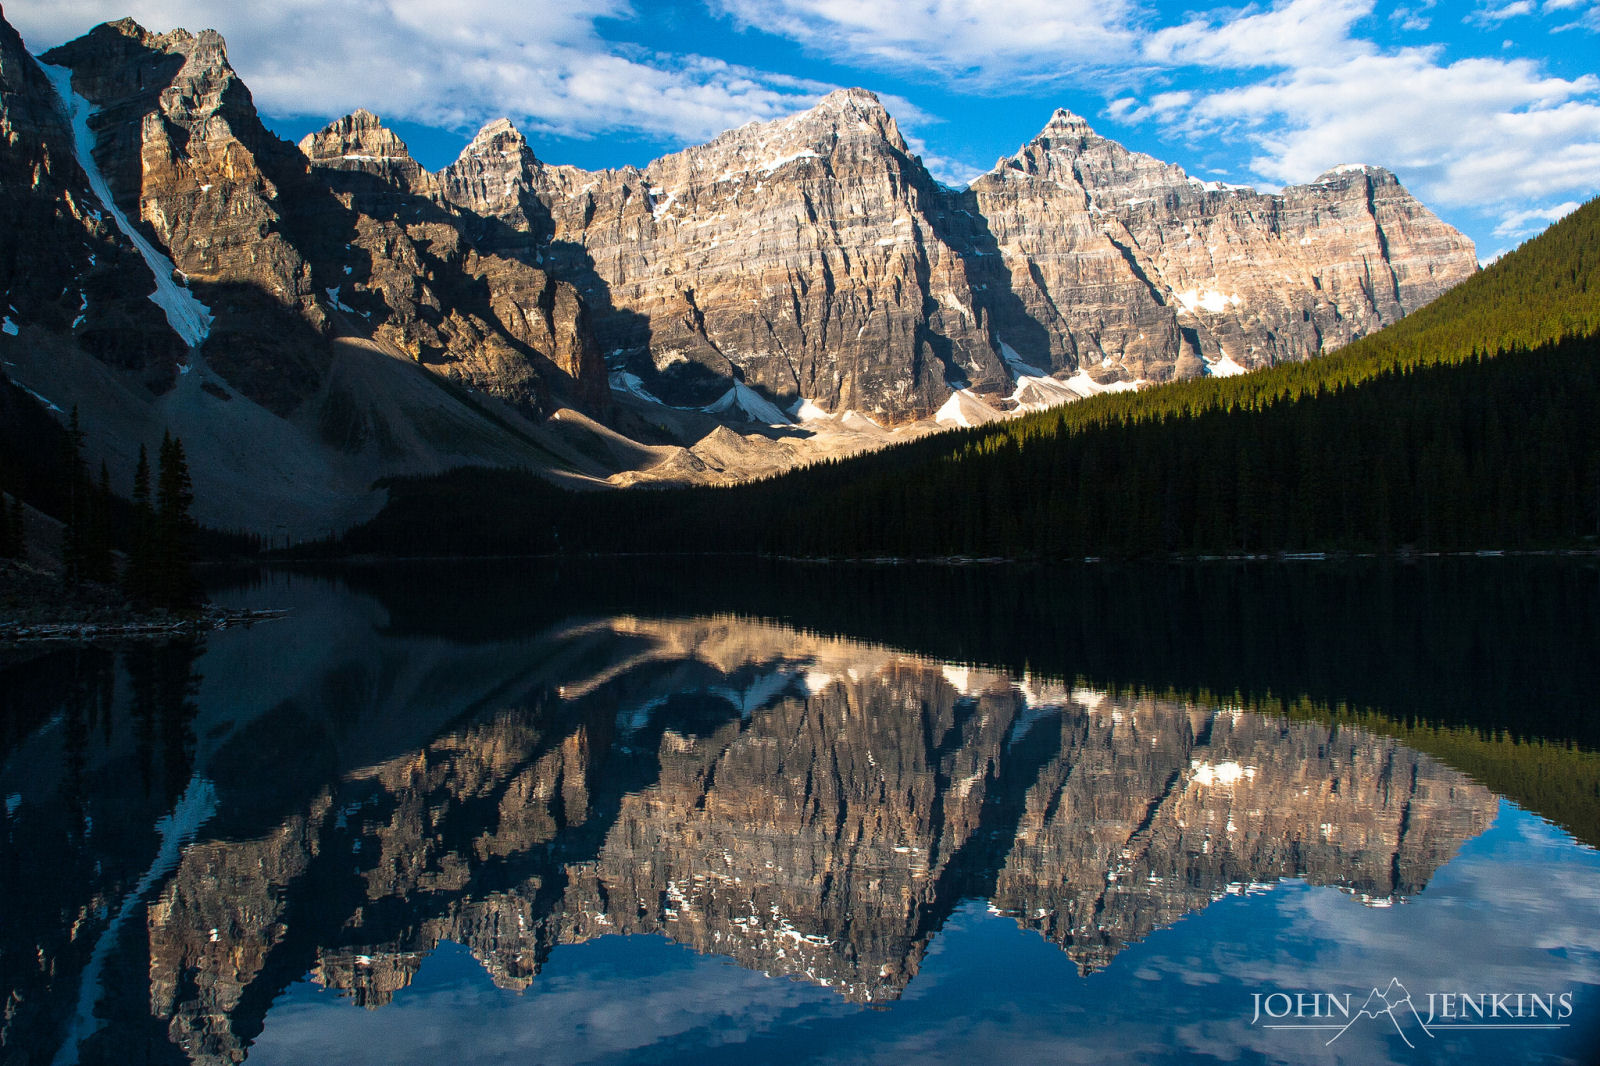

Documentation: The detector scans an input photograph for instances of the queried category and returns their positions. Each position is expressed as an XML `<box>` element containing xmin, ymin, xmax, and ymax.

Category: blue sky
<box><xmin>14</xmin><ymin>0</ymin><xmax>1600</xmax><ymax>260</ymax></box>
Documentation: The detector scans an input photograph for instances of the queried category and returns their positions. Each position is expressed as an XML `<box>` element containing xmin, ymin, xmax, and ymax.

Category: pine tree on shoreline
<box><xmin>153</xmin><ymin>432</ymin><xmax>196</xmax><ymax>609</ymax></box>
<box><xmin>125</xmin><ymin>444</ymin><xmax>156</xmax><ymax>604</ymax></box>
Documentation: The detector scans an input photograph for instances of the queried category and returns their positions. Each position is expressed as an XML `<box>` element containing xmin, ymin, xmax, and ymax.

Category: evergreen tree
<box><xmin>0</xmin><ymin>491</ymin><xmax>20</xmax><ymax>559</ymax></box>
<box><xmin>153</xmin><ymin>433</ymin><xmax>196</xmax><ymax>608</ymax></box>
<box><xmin>126</xmin><ymin>444</ymin><xmax>156</xmax><ymax>604</ymax></box>
<box><xmin>60</xmin><ymin>406</ymin><xmax>88</xmax><ymax>582</ymax></box>
<box><xmin>83</xmin><ymin>460</ymin><xmax>115</xmax><ymax>584</ymax></box>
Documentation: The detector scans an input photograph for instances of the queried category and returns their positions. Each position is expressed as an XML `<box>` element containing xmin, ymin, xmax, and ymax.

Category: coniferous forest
<box><xmin>344</xmin><ymin>196</ymin><xmax>1600</xmax><ymax>559</ymax></box>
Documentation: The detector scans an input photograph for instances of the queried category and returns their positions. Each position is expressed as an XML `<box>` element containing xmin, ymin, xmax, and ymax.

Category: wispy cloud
<box><xmin>1144</xmin><ymin>0</ymin><xmax>1375</xmax><ymax>69</ymax></box>
<box><xmin>1390</xmin><ymin>1</ymin><xmax>1437</xmax><ymax>32</ymax></box>
<box><xmin>1467</xmin><ymin>0</ymin><xmax>1537</xmax><ymax>25</ymax></box>
<box><xmin>1121</xmin><ymin>0</ymin><xmax>1600</xmax><ymax>217</ymax></box>
<box><xmin>9</xmin><ymin>0</ymin><xmax>835</xmax><ymax>143</ymax></box>
<box><xmin>1492</xmin><ymin>200</ymin><xmax>1582</xmax><ymax>237</ymax></box>
<box><xmin>711</xmin><ymin>0</ymin><xmax>1146</xmax><ymax>88</ymax></box>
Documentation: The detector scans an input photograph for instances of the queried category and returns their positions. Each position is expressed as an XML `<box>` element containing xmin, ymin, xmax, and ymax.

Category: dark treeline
<box><xmin>345</xmin><ymin>333</ymin><xmax>1600</xmax><ymax>559</ymax></box>
<box><xmin>57</xmin><ymin>416</ymin><xmax>197</xmax><ymax>608</ymax></box>
<box><xmin>343</xmin><ymin>197</ymin><xmax>1600</xmax><ymax>561</ymax></box>
<box><xmin>0</xmin><ymin>393</ymin><xmax>203</xmax><ymax>608</ymax></box>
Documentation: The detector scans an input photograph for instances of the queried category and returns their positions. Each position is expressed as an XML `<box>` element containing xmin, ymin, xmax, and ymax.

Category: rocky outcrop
<box><xmin>0</xmin><ymin>12</ymin><xmax>615</xmax><ymax>536</ymax></box>
<box><xmin>960</xmin><ymin>110</ymin><xmax>1479</xmax><ymax>382</ymax></box>
<box><xmin>40</xmin><ymin>19</ymin><xmax>331</xmax><ymax>414</ymax></box>
<box><xmin>34</xmin><ymin>21</ymin><xmax>608</xmax><ymax>420</ymax></box>
<box><xmin>445</xmin><ymin>90</ymin><xmax>1007</xmax><ymax>419</ymax></box>
<box><xmin>442</xmin><ymin>97</ymin><xmax>1476</xmax><ymax>421</ymax></box>
<box><xmin>297</xmin><ymin>108</ymin><xmax>433</xmax><ymax>195</ymax></box>
<box><xmin>0</xmin><ymin>8</ymin><xmax>187</xmax><ymax>391</ymax></box>
<box><xmin>295</xmin><ymin>108</ymin><xmax>608</xmax><ymax>412</ymax></box>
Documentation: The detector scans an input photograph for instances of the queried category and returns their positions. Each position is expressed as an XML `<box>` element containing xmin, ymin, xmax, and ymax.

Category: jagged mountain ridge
<box><xmin>0</xmin><ymin>10</ymin><xmax>1478</xmax><ymax>535</ymax></box>
<box><xmin>36</xmin><ymin>17</ymin><xmax>607</xmax><ymax>418</ymax></box>
<box><xmin>438</xmin><ymin>92</ymin><xmax>1476</xmax><ymax>423</ymax></box>
<box><xmin>0</xmin><ymin>10</ymin><xmax>614</xmax><ymax>537</ymax></box>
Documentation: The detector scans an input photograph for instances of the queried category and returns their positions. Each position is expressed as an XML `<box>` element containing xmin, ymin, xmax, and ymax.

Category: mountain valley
<box><xmin>0</xmin><ymin>10</ymin><xmax>1479</xmax><ymax>537</ymax></box>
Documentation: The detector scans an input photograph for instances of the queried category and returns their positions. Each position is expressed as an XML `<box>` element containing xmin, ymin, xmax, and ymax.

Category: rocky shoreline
<box><xmin>0</xmin><ymin>559</ymin><xmax>284</xmax><ymax>643</ymax></box>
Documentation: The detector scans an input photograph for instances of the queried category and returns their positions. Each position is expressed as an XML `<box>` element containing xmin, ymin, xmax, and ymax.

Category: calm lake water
<box><xmin>4</xmin><ymin>558</ymin><xmax>1599</xmax><ymax>1065</ymax></box>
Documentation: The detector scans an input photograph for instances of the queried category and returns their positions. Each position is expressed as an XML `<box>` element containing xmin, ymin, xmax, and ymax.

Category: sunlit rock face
<box><xmin>441</xmin><ymin>99</ymin><xmax>1475</xmax><ymax>421</ymax></box>
<box><xmin>40</xmin><ymin>19</ymin><xmax>333</xmax><ymax>414</ymax></box>
<box><xmin>5</xmin><ymin>6</ymin><xmax>1476</xmax><ymax>520</ymax></box>
<box><xmin>111</xmin><ymin>615</ymin><xmax>1494</xmax><ymax>1062</ymax></box>
<box><xmin>0</xmin><ymin>14</ymin><xmax>188</xmax><ymax>391</ymax></box>
<box><xmin>962</xmin><ymin>111</ymin><xmax>1478</xmax><ymax>384</ymax></box>
<box><xmin>449</xmin><ymin>89</ymin><xmax>1005</xmax><ymax>420</ymax></box>
<box><xmin>21</xmin><ymin>17</ymin><xmax>607</xmax><ymax>419</ymax></box>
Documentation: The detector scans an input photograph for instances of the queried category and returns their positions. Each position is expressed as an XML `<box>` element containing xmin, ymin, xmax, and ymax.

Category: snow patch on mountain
<box><xmin>1204</xmin><ymin>351</ymin><xmax>1248</xmax><ymax>377</ymax></box>
<box><xmin>609</xmin><ymin>370</ymin><xmax>665</xmax><ymax>405</ymax></box>
<box><xmin>789</xmin><ymin>397</ymin><xmax>832</xmax><ymax>421</ymax></box>
<box><xmin>1173</xmin><ymin>288</ymin><xmax>1242</xmax><ymax>315</ymax></box>
<box><xmin>997</xmin><ymin>338</ymin><xmax>1048</xmax><ymax>378</ymax></box>
<box><xmin>40</xmin><ymin>63</ymin><xmax>213</xmax><ymax>349</ymax></box>
<box><xmin>704</xmin><ymin>381</ymin><xmax>793</xmax><ymax>425</ymax></box>
<box><xmin>935</xmin><ymin>389</ymin><xmax>1004</xmax><ymax>427</ymax></box>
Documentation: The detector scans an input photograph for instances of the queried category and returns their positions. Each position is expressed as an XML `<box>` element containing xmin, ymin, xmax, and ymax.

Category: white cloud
<box><xmin>1144</xmin><ymin>0</ymin><xmax>1375</xmax><ymax>69</ymax></box>
<box><xmin>1390</xmin><ymin>1</ymin><xmax>1437</xmax><ymax>32</ymax></box>
<box><xmin>711</xmin><ymin>0</ymin><xmax>1145</xmax><ymax>89</ymax></box>
<box><xmin>1124</xmin><ymin>1</ymin><xmax>1600</xmax><ymax>220</ymax></box>
<box><xmin>7</xmin><ymin>1</ymin><xmax>835</xmax><ymax>145</ymax></box>
<box><xmin>1468</xmin><ymin>0</ymin><xmax>1537</xmax><ymax>24</ymax></box>
<box><xmin>1491</xmin><ymin>200</ymin><xmax>1582</xmax><ymax>237</ymax></box>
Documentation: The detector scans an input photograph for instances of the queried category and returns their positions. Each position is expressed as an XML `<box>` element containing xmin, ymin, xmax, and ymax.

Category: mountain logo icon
<box><xmin>1327</xmin><ymin>977</ymin><xmax>1435</xmax><ymax>1048</ymax></box>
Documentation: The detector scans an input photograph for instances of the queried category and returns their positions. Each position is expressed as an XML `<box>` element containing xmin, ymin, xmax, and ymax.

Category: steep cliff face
<box><xmin>40</xmin><ymin>19</ymin><xmax>330</xmax><ymax>414</ymax></box>
<box><xmin>441</xmin><ymin>98</ymin><xmax>1475</xmax><ymax>421</ymax></box>
<box><xmin>296</xmin><ymin>109</ymin><xmax>609</xmax><ymax>413</ymax></box>
<box><xmin>0</xmin><ymin>10</ymin><xmax>187</xmax><ymax>391</ymax></box>
<box><xmin>0</xmin><ymin>13</ymin><xmax>612</xmax><ymax>536</ymax></box>
<box><xmin>961</xmin><ymin>110</ymin><xmax>1478</xmax><ymax>383</ymax></box>
<box><xmin>445</xmin><ymin>90</ymin><xmax>1007</xmax><ymax>420</ymax></box>
<box><xmin>35</xmin><ymin>21</ymin><xmax>607</xmax><ymax>420</ymax></box>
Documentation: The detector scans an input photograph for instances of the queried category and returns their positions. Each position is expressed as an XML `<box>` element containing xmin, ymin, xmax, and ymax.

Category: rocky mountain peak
<box><xmin>89</xmin><ymin>16</ymin><xmax>156</xmax><ymax>46</ymax></box>
<box><xmin>819</xmin><ymin>86</ymin><xmax>883</xmax><ymax>108</ymax></box>
<box><xmin>1039</xmin><ymin>106</ymin><xmax>1093</xmax><ymax>137</ymax></box>
<box><xmin>298</xmin><ymin>109</ymin><xmax>429</xmax><ymax>190</ymax></box>
<box><xmin>466</xmin><ymin>117</ymin><xmax>527</xmax><ymax>152</ymax></box>
<box><xmin>440</xmin><ymin>116</ymin><xmax>544</xmax><ymax>230</ymax></box>
<box><xmin>45</xmin><ymin>17</ymin><xmax>226</xmax><ymax>80</ymax></box>
<box><xmin>682</xmin><ymin>85</ymin><xmax>908</xmax><ymax>165</ymax></box>
<box><xmin>811</xmin><ymin>86</ymin><xmax>905</xmax><ymax>151</ymax></box>
<box><xmin>1312</xmin><ymin>162</ymin><xmax>1396</xmax><ymax>187</ymax></box>
<box><xmin>299</xmin><ymin>108</ymin><xmax>412</xmax><ymax>162</ymax></box>
<box><xmin>452</xmin><ymin>116</ymin><xmax>538</xmax><ymax>173</ymax></box>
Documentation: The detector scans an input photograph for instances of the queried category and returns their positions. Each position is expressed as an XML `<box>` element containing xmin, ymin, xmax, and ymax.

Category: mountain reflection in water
<box><xmin>2</xmin><ymin>564</ymin><xmax>1595</xmax><ymax>1066</ymax></box>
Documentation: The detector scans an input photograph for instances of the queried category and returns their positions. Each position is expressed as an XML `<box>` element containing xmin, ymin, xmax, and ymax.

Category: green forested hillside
<box><xmin>345</xmin><ymin>197</ymin><xmax>1600</xmax><ymax>559</ymax></box>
